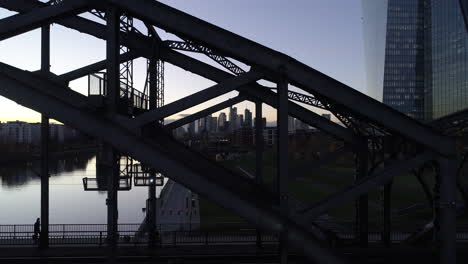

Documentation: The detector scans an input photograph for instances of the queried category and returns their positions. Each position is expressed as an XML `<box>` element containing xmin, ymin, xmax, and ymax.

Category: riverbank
<box><xmin>0</xmin><ymin>146</ymin><xmax>99</xmax><ymax>165</ymax></box>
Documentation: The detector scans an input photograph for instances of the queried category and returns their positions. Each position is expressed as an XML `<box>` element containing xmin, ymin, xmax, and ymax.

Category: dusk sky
<box><xmin>0</xmin><ymin>0</ymin><xmax>367</xmax><ymax>124</ymax></box>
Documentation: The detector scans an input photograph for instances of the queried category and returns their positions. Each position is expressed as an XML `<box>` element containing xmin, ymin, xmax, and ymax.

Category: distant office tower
<box><xmin>205</xmin><ymin>116</ymin><xmax>212</xmax><ymax>132</ymax></box>
<box><xmin>235</xmin><ymin>116</ymin><xmax>242</xmax><ymax>130</ymax></box>
<box><xmin>229</xmin><ymin>106</ymin><xmax>238</xmax><ymax>131</ymax></box>
<box><xmin>198</xmin><ymin>117</ymin><xmax>206</xmax><ymax>133</ymax></box>
<box><xmin>362</xmin><ymin>0</ymin><xmax>468</xmax><ymax>120</ymax></box>
<box><xmin>206</xmin><ymin>116</ymin><xmax>217</xmax><ymax>132</ymax></box>
<box><xmin>218</xmin><ymin>112</ymin><xmax>227</xmax><ymax>130</ymax></box>
<box><xmin>213</xmin><ymin>116</ymin><xmax>218</xmax><ymax>132</ymax></box>
<box><xmin>239</xmin><ymin>114</ymin><xmax>244</xmax><ymax>127</ymax></box>
<box><xmin>244</xmin><ymin>108</ymin><xmax>253</xmax><ymax>128</ymax></box>
<box><xmin>321</xmin><ymin>113</ymin><xmax>331</xmax><ymax>120</ymax></box>
<box><xmin>188</xmin><ymin>121</ymin><xmax>196</xmax><ymax>135</ymax></box>
<box><xmin>254</xmin><ymin>117</ymin><xmax>267</xmax><ymax>129</ymax></box>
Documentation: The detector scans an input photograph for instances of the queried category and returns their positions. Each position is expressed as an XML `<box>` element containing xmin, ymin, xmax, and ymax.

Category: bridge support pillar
<box><xmin>105</xmin><ymin>6</ymin><xmax>120</xmax><ymax>249</ymax></box>
<box><xmin>437</xmin><ymin>157</ymin><xmax>457</xmax><ymax>264</ymax></box>
<box><xmin>255</xmin><ymin>100</ymin><xmax>263</xmax><ymax>249</ymax></box>
<box><xmin>147</xmin><ymin>52</ymin><xmax>161</xmax><ymax>247</ymax></box>
<box><xmin>355</xmin><ymin>142</ymin><xmax>368</xmax><ymax>247</ymax></box>
<box><xmin>39</xmin><ymin>23</ymin><xmax>50</xmax><ymax>249</ymax></box>
<box><xmin>277</xmin><ymin>77</ymin><xmax>288</xmax><ymax>264</ymax></box>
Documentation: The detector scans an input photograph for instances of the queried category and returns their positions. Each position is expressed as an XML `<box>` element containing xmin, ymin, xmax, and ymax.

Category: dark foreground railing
<box><xmin>1</xmin><ymin>223</ymin><xmax>468</xmax><ymax>247</ymax></box>
<box><xmin>0</xmin><ymin>223</ymin><xmax>278</xmax><ymax>246</ymax></box>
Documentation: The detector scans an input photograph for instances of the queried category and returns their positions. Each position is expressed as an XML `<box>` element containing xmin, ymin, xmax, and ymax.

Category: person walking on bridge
<box><xmin>33</xmin><ymin>218</ymin><xmax>40</xmax><ymax>243</ymax></box>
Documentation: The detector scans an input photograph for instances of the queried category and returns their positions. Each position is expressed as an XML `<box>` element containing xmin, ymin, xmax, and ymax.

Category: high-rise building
<box><xmin>206</xmin><ymin>115</ymin><xmax>217</xmax><ymax>132</ymax></box>
<box><xmin>425</xmin><ymin>0</ymin><xmax>468</xmax><ymax>119</ymax></box>
<box><xmin>218</xmin><ymin>112</ymin><xmax>227</xmax><ymax>130</ymax></box>
<box><xmin>244</xmin><ymin>108</ymin><xmax>253</xmax><ymax>128</ymax></box>
<box><xmin>198</xmin><ymin>117</ymin><xmax>206</xmax><ymax>133</ymax></box>
<box><xmin>188</xmin><ymin>121</ymin><xmax>196</xmax><ymax>135</ymax></box>
<box><xmin>362</xmin><ymin>0</ymin><xmax>468</xmax><ymax>121</ymax></box>
<box><xmin>229</xmin><ymin>106</ymin><xmax>238</xmax><ymax>131</ymax></box>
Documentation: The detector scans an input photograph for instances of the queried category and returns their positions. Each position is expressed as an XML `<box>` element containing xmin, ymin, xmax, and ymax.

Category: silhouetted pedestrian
<box><xmin>33</xmin><ymin>218</ymin><xmax>40</xmax><ymax>243</ymax></box>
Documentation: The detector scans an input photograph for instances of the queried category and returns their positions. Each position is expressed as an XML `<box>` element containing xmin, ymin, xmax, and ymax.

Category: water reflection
<box><xmin>0</xmin><ymin>153</ymin><xmax>94</xmax><ymax>187</ymax></box>
<box><xmin>0</xmin><ymin>153</ymin><xmax>160</xmax><ymax>224</ymax></box>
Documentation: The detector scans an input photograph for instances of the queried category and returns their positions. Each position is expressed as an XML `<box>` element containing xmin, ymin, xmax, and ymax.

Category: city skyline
<box><xmin>0</xmin><ymin>0</ymin><xmax>366</xmax><ymax>124</ymax></box>
<box><xmin>175</xmin><ymin>105</ymin><xmax>316</xmax><ymax>136</ymax></box>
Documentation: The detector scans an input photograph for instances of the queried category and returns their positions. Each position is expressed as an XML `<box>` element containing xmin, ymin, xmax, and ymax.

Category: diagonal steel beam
<box><xmin>132</xmin><ymin>70</ymin><xmax>264</xmax><ymax>127</ymax></box>
<box><xmin>430</xmin><ymin>108</ymin><xmax>468</xmax><ymax>135</ymax></box>
<box><xmin>0</xmin><ymin>0</ymin><xmax>156</xmax><ymax>60</ymax></box>
<box><xmin>0</xmin><ymin>0</ymin><xmax>91</xmax><ymax>41</ymax></box>
<box><xmin>165</xmin><ymin>95</ymin><xmax>246</xmax><ymax>130</ymax></box>
<box><xmin>108</xmin><ymin>0</ymin><xmax>453</xmax><ymax>157</ymax></box>
<box><xmin>58</xmin><ymin>50</ymin><xmax>139</xmax><ymax>83</ymax></box>
<box><xmin>0</xmin><ymin>61</ymin><xmax>344</xmax><ymax>264</ymax></box>
<box><xmin>298</xmin><ymin>152</ymin><xmax>435</xmax><ymax>221</ymax></box>
<box><xmin>0</xmin><ymin>0</ymin><xmax>358</xmax><ymax>146</ymax></box>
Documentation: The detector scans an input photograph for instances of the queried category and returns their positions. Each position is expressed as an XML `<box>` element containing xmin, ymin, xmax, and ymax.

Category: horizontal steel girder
<box><xmin>107</xmin><ymin>0</ymin><xmax>453</xmax><ymax>157</ymax></box>
<box><xmin>165</xmin><ymin>95</ymin><xmax>247</xmax><ymax>130</ymax></box>
<box><xmin>0</xmin><ymin>0</ymin><xmax>91</xmax><ymax>41</ymax></box>
<box><xmin>298</xmin><ymin>152</ymin><xmax>435</xmax><ymax>220</ymax></box>
<box><xmin>58</xmin><ymin>50</ymin><xmax>139</xmax><ymax>83</ymax></box>
<box><xmin>0</xmin><ymin>0</ymin><xmax>358</xmax><ymax>146</ymax></box>
<box><xmin>0</xmin><ymin>62</ymin><xmax>344</xmax><ymax>264</ymax></box>
<box><xmin>132</xmin><ymin>70</ymin><xmax>264</xmax><ymax>127</ymax></box>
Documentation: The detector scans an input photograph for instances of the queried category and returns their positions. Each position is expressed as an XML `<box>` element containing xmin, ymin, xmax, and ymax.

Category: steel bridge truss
<box><xmin>0</xmin><ymin>0</ymin><xmax>464</xmax><ymax>263</ymax></box>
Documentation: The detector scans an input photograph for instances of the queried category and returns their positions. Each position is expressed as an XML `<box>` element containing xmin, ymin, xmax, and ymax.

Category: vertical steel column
<box><xmin>355</xmin><ymin>141</ymin><xmax>368</xmax><ymax>247</ymax></box>
<box><xmin>277</xmin><ymin>78</ymin><xmax>288</xmax><ymax>264</ymax></box>
<box><xmin>381</xmin><ymin>181</ymin><xmax>392</xmax><ymax>247</ymax></box>
<box><xmin>255</xmin><ymin>100</ymin><xmax>263</xmax><ymax>249</ymax></box>
<box><xmin>147</xmin><ymin>170</ymin><xmax>157</xmax><ymax>246</ymax></box>
<box><xmin>106</xmin><ymin>6</ymin><xmax>120</xmax><ymax>247</ymax></box>
<box><xmin>39</xmin><ymin>24</ymin><xmax>50</xmax><ymax>249</ymax></box>
<box><xmin>437</xmin><ymin>157</ymin><xmax>457</xmax><ymax>264</ymax></box>
<box><xmin>146</xmin><ymin>55</ymin><xmax>160</xmax><ymax>246</ymax></box>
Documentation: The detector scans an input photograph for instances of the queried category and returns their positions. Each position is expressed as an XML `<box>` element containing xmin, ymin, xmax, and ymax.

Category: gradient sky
<box><xmin>0</xmin><ymin>0</ymin><xmax>366</xmax><ymax>124</ymax></box>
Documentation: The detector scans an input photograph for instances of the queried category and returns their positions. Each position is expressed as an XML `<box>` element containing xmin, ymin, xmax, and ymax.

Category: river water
<box><xmin>0</xmin><ymin>154</ymin><xmax>165</xmax><ymax>225</ymax></box>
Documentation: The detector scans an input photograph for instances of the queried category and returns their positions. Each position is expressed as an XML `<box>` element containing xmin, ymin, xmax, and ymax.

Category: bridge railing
<box><xmin>88</xmin><ymin>73</ymin><xmax>149</xmax><ymax>111</ymax></box>
<box><xmin>0</xmin><ymin>223</ymin><xmax>279</xmax><ymax>246</ymax></box>
<box><xmin>1</xmin><ymin>222</ymin><xmax>468</xmax><ymax>246</ymax></box>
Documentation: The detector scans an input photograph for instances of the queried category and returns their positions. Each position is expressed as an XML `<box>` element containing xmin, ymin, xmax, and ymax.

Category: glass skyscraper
<box><xmin>426</xmin><ymin>0</ymin><xmax>468</xmax><ymax>119</ymax></box>
<box><xmin>362</xmin><ymin>0</ymin><xmax>468</xmax><ymax>121</ymax></box>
